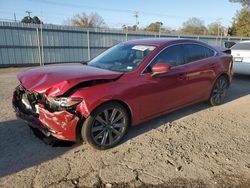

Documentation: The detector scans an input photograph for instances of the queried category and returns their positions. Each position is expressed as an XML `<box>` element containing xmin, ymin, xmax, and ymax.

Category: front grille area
<box><xmin>13</xmin><ymin>85</ymin><xmax>41</xmax><ymax>117</ymax></box>
<box><xmin>13</xmin><ymin>85</ymin><xmax>80</xmax><ymax>141</ymax></box>
<box><xmin>13</xmin><ymin>85</ymin><xmax>74</xmax><ymax>114</ymax></box>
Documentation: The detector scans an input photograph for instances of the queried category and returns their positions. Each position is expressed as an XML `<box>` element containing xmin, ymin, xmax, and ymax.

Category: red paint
<box><xmin>152</xmin><ymin>63</ymin><xmax>171</xmax><ymax>74</ymax></box>
<box><xmin>14</xmin><ymin>39</ymin><xmax>233</xmax><ymax>142</ymax></box>
<box><xmin>17</xmin><ymin>64</ymin><xmax>123</xmax><ymax>97</ymax></box>
<box><xmin>13</xmin><ymin>103</ymin><xmax>79</xmax><ymax>141</ymax></box>
<box><xmin>38</xmin><ymin>106</ymin><xmax>79</xmax><ymax>141</ymax></box>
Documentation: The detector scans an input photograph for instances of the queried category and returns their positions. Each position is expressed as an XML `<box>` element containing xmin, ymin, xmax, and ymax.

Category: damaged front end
<box><xmin>12</xmin><ymin>85</ymin><xmax>82</xmax><ymax>141</ymax></box>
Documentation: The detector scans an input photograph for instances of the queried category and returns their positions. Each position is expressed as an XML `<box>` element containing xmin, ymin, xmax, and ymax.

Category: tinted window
<box><xmin>231</xmin><ymin>42</ymin><xmax>250</xmax><ymax>50</ymax></box>
<box><xmin>145</xmin><ymin>45</ymin><xmax>184</xmax><ymax>73</ymax></box>
<box><xmin>183</xmin><ymin>44</ymin><xmax>215</xmax><ymax>63</ymax></box>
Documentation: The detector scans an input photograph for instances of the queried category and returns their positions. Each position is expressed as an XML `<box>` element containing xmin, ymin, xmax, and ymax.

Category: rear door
<box><xmin>181</xmin><ymin>44</ymin><xmax>218</xmax><ymax>102</ymax></box>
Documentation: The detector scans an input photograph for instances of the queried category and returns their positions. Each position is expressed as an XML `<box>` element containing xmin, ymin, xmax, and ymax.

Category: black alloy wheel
<box><xmin>209</xmin><ymin>76</ymin><xmax>229</xmax><ymax>106</ymax></box>
<box><xmin>82</xmin><ymin>102</ymin><xmax>129</xmax><ymax>149</ymax></box>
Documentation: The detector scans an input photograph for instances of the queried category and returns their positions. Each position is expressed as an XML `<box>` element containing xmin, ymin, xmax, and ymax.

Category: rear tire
<box><xmin>209</xmin><ymin>76</ymin><xmax>229</xmax><ymax>106</ymax></box>
<box><xmin>81</xmin><ymin>102</ymin><xmax>129</xmax><ymax>150</ymax></box>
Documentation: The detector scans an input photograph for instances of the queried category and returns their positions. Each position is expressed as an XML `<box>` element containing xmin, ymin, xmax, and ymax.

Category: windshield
<box><xmin>231</xmin><ymin>42</ymin><xmax>250</xmax><ymax>50</ymax></box>
<box><xmin>88</xmin><ymin>43</ymin><xmax>156</xmax><ymax>72</ymax></box>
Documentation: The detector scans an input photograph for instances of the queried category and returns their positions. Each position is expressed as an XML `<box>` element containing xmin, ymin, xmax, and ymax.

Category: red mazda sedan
<box><xmin>13</xmin><ymin>38</ymin><xmax>233</xmax><ymax>149</ymax></box>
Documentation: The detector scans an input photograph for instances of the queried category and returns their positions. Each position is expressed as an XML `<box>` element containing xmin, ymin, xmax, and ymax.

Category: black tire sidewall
<box><xmin>209</xmin><ymin>76</ymin><xmax>229</xmax><ymax>106</ymax></box>
<box><xmin>81</xmin><ymin>102</ymin><xmax>129</xmax><ymax>150</ymax></box>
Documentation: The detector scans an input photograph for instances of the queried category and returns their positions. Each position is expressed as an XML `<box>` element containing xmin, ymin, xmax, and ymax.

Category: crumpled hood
<box><xmin>17</xmin><ymin>64</ymin><xmax>123</xmax><ymax>97</ymax></box>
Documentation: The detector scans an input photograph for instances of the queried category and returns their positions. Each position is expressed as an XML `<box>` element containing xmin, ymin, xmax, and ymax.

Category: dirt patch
<box><xmin>0</xmin><ymin>67</ymin><xmax>249</xmax><ymax>187</ymax></box>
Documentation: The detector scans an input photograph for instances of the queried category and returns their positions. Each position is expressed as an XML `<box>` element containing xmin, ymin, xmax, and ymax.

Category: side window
<box><xmin>204</xmin><ymin>47</ymin><xmax>215</xmax><ymax>57</ymax></box>
<box><xmin>155</xmin><ymin>45</ymin><xmax>184</xmax><ymax>66</ymax></box>
<box><xmin>145</xmin><ymin>45</ymin><xmax>184</xmax><ymax>73</ymax></box>
<box><xmin>183</xmin><ymin>44</ymin><xmax>215</xmax><ymax>64</ymax></box>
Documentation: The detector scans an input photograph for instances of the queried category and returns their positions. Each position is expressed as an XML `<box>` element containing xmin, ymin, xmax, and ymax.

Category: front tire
<box><xmin>209</xmin><ymin>76</ymin><xmax>229</xmax><ymax>106</ymax></box>
<box><xmin>81</xmin><ymin>102</ymin><xmax>129</xmax><ymax>150</ymax></box>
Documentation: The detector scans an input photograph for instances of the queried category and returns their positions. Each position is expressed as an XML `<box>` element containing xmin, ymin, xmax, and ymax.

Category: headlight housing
<box><xmin>52</xmin><ymin>97</ymin><xmax>82</xmax><ymax>108</ymax></box>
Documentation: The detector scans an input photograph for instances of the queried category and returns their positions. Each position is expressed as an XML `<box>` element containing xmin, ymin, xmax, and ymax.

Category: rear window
<box><xmin>183</xmin><ymin>44</ymin><xmax>215</xmax><ymax>63</ymax></box>
<box><xmin>231</xmin><ymin>42</ymin><xmax>250</xmax><ymax>50</ymax></box>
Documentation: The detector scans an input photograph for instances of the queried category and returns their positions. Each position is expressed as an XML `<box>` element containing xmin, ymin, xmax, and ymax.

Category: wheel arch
<box><xmin>75</xmin><ymin>99</ymin><xmax>133</xmax><ymax>142</ymax></box>
<box><xmin>208</xmin><ymin>72</ymin><xmax>230</xmax><ymax>106</ymax></box>
<box><xmin>96</xmin><ymin>99</ymin><xmax>133</xmax><ymax>126</ymax></box>
<box><xmin>208</xmin><ymin>72</ymin><xmax>230</xmax><ymax>100</ymax></box>
<box><xmin>215</xmin><ymin>73</ymin><xmax>230</xmax><ymax>88</ymax></box>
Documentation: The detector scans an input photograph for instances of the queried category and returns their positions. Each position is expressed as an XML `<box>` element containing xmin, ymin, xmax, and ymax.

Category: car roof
<box><xmin>124</xmin><ymin>38</ymin><xmax>207</xmax><ymax>47</ymax></box>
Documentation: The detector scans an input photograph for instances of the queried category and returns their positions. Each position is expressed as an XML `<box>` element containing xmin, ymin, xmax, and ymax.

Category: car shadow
<box><xmin>0</xmin><ymin>120</ymin><xmax>78</xmax><ymax>177</ymax></box>
<box><xmin>122</xmin><ymin>74</ymin><xmax>250</xmax><ymax>144</ymax></box>
<box><xmin>0</xmin><ymin>75</ymin><xmax>249</xmax><ymax>178</ymax></box>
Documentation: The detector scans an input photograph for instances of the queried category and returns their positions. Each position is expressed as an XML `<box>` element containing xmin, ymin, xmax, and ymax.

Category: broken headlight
<box><xmin>52</xmin><ymin>97</ymin><xmax>82</xmax><ymax>108</ymax></box>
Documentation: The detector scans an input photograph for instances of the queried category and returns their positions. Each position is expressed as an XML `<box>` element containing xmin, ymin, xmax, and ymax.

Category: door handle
<box><xmin>210</xmin><ymin>63</ymin><xmax>216</xmax><ymax>68</ymax></box>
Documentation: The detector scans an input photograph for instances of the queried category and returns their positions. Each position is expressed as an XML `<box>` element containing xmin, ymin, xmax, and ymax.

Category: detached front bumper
<box><xmin>13</xmin><ymin>86</ymin><xmax>79</xmax><ymax>141</ymax></box>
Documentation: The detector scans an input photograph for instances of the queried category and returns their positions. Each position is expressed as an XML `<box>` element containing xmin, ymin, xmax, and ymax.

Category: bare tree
<box><xmin>207</xmin><ymin>22</ymin><xmax>226</xmax><ymax>36</ymax></box>
<box><xmin>144</xmin><ymin>22</ymin><xmax>163</xmax><ymax>32</ymax></box>
<box><xmin>181</xmin><ymin>17</ymin><xmax>207</xmax><ymax>35</ymax></box>
<box><xmin>65</xmin><ymin>12</ymin><xmax>106</xmax><ymax>28</ymax></box>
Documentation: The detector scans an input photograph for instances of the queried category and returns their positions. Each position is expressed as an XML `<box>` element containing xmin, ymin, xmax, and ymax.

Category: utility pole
<box><xmin>122</xmin><ymin>24</ymin><xmax>128</xmax><ymax>41</ymax></box>
<box><xmin>134</xmin><ymin>11</ymin><xmax>139</xmax><ymax>31</ymax></box>
<box><xmin>13</xmin><ymin>13</ymin><xmax>17</xmax><ymax>22</ymax></box>
<box><xmin>158</xmin><ymin>22</ymin><xmax>163</xmax><ymax>37</ymax></box>
<box><xmin>25</xmin><ymin>11</ymin><xmax>32</xmax><ymax>22</ymax></box>
<box><xmin>217</xmin><ymin>18</ymin><xmax>221</xmax><ymax>36</ymax></box>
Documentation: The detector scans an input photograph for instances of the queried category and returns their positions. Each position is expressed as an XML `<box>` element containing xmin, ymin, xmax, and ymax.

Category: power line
<box><xmin>30</xmin><ymin>0</ymin><xmax>134</xmax><ymax>14</ymax></box>
<box><xmin>0</xmin><ymin>0</ymin><xmax>234</xmax><ymax>29</ymax></box>
<box><xmin>26</xmin><ymin>0</ymin><xmax>228</xmax><ymax>21</ymax></box>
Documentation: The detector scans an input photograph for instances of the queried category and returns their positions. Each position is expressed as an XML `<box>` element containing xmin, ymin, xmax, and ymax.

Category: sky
<box><xmin>0</xmin><ymin>0</ymin><xmax>243</xmax><ymax>29</ymax></box>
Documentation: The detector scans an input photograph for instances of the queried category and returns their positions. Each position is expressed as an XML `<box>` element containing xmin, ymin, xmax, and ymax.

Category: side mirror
<box><xmin>151</xmin><ymin>63</ymin><xmax>171</xmax><ymax>77</ymax></box>
<box><xmin>224</xmin><ymin>41</ymin><xmax>236</xmax><ymax>48</ymax></box>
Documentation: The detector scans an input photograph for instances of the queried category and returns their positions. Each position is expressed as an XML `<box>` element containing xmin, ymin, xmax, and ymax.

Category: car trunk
<box><xmin>231</xmin><ymin>50</ymin><xmax>250</xmax><ymax>63</ymax></box>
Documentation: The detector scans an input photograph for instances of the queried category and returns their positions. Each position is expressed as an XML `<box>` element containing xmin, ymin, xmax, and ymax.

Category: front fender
<box><xmin>70</xmin><ymin>82</ymin><xmax>136</xmax><ymax>121</ymax></box>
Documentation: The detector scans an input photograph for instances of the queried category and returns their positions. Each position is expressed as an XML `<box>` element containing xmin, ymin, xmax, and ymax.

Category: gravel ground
<box><xmin>0</xmin><ymin>67</ymin><xmax>250</xmax><ymax>188</ymax></box>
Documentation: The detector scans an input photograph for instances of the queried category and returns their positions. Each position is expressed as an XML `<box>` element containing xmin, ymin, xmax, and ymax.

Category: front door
<box><xmin>138</xmin><ymin>44</ymin><xmax>189</xmax><ymax>120</ymax></box>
